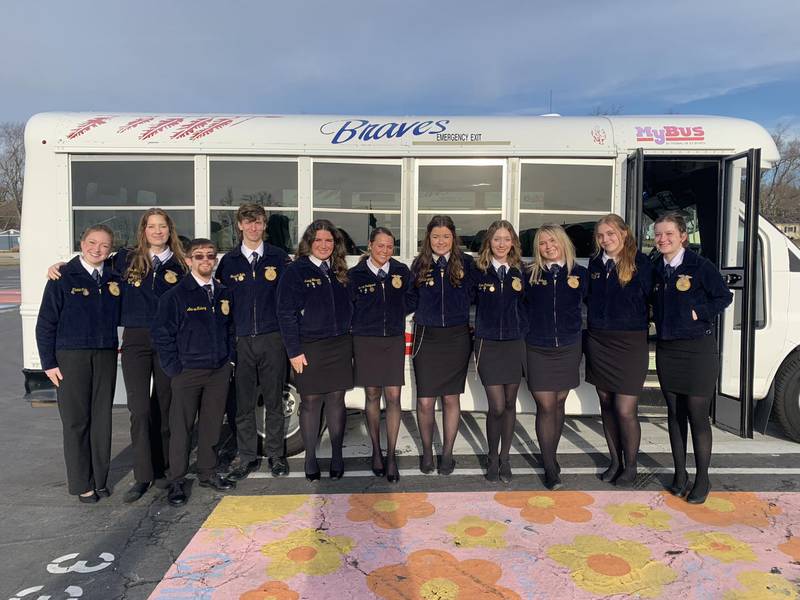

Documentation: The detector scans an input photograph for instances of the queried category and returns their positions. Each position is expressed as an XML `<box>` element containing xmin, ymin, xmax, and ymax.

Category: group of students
<box><xmin>36</xmin><ymin>204</ymin><xmax>732</xmax><ymax>508</ymax></box>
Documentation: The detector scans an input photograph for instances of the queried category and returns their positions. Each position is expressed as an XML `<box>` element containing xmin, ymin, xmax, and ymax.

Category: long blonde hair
<box><xmin>527</xmin><ymin>224</ymin><xmax>576</xmax><ymax>284</ymax></box>
<box><xmin>125</xmin><ymin>208</ymin><xmax>188</xmax><ymax>280</ymax></box>
<box><xmin>476</xmin><ymin>220</ymin><xmax>522</xmax><ymax>272</ymax></box>
<box><xmin>594</xmin><ymin>214</ymin><xmax>638</xmax><ymax>286</ymax></box>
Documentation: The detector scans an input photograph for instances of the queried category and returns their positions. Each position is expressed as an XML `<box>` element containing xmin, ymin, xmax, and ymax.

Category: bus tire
<box><xmin>256</xmin><ymin>379</ymin><xmax>305</xmax><ymax>457</ymax></box>
<box><xmin>773</xmin><ymin>351</ymin><xmax>800</xmax><ymax>443</ymax></box>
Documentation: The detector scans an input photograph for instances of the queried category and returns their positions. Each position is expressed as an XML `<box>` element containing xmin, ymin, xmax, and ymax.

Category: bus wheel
<box><xmin>282</xmin><ymin>382</ymin><xmax>304</xmax><ymax>456</ymax></box>
<box><xmin>774</xmin><ymin>351</ymin><xmax>800</xmax><ymax>443</ymax></box>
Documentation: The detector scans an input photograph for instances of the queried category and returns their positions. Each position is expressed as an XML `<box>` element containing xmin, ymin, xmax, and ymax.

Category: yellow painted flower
<box><xmin>203</xmin><ymin>495</ymin><xmax>308</xmax><ymax>529</ymax></box>
<box><xmin>778</xmin><ymin>536</ymin><xmax>800</xmax><ymax>561</ymax></box>
<box><xmin>547</xmin><ymin>534</ymin><xmax>677</xmax><ymax>597</ymax></box>
<box><xmin>347</xmin><ymin>493</ymin><xmax>435</xmax><ymax>529</ymax></box>
<box><xmin>446</xmin><ymin>516</ymin><xmax>507</xmax><ymax>549</ymax></box>
<box><xmin>605</xmin><ymin>503</ymin><xmax>671</xmax><ymax>531</ymax></box>
<box><xmin>495</xmin><ymin>491</ymin><xmax>594</xmax><ymax>524</ymax></box>
<box><xmin>260</xmin><ymin>528</ymin><xmax>354</xmax><ymax>578</ymax></box>
<box><xmin>663</xmin><ymin>492</ymin><xmax>781</xmax><ymax>527</ymax></box>
<box><xmin>724</xmin><ymin>571</ymin><xmax>798</xmax><ymax>600</ymax></box>
<box><xmin>685</xmin><ymin>532</ymin><xmax>757</xmax><ymax>563</ymax></box>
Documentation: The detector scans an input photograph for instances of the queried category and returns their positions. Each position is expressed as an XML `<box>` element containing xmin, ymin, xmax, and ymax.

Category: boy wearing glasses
<box><xmin>152</xmin><ymin>238</ymin><xmax>236</xmax><ymax>506</ymax></box>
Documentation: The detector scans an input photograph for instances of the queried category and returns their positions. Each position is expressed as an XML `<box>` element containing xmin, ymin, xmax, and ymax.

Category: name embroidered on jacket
<box><xmin>186</xmin><ymin>306</ymin><xmax>207</xmax><ymax>312</ymax></box>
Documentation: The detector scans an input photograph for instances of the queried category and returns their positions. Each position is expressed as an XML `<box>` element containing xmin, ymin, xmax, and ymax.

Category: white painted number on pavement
<box><xmin>9</xmin><ymin>585</ymin><xmax>83</xmax><ymax>600</ymax></box>
<box><xmin>46</xmin><ymin>553</ymin><xmax>115</xmax><ymax>574</ymax></box>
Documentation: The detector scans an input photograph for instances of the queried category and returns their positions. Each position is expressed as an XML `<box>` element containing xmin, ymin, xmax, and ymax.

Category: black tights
<box><xmin>417</xmin><ymin>395</ymin><xmax>460</xmax><ymax>467</ymax></box>
<box><xmin>597</xmin><ymin>389</ymin><xmax>640</xmax><ymax>483</ymax></box>
<box><xmin>364</xmin><ymin>386</ymin><xmax>401</xmax><ymax>477</ymax></box>
<box><xmin>663</xmin><ymin>391</ymin><xmax>712</xmax><ymax>496</ymax></box>
<box><xmin>485</xmin><ymin>384</ymin><xmax>519</xmax><ymax>462</ymax></box>
<box><xmin>533</xmin><ymin>391</ymin><xmax>567</xmax><ymax>476</ymax></box>
<box><xmin>299</xmin><ymin>391</ymin><xmax>346</xmax><ymax>474</ymax></box>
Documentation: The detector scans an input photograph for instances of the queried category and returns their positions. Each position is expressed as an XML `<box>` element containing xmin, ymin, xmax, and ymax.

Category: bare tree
<box><xmin>761</xmin><ymin>123</ymin><xmax>800</xmax><ymax>221</ymax></box>
<box><xmin>590</xmin><ymin>104</ymin><xmax>624</xmax><ymax>116</ymax></box>
<box><xmin>0</xmin><ymin>122</ymin><xmax>25</xmax><ymax>227</ymax></box>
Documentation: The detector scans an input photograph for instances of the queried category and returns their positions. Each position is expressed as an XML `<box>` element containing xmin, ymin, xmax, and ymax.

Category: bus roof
<box><xmin>25</xmin><ymin>112</ymin><xmax>780</xmax><ymax>164</ymax></box>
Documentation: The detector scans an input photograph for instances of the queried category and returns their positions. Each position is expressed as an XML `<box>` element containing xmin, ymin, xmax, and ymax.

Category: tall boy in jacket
<box><xmin>152</xmin><ymin>238</ymin><xmax>237</xmax><ymax>506</ymax></box>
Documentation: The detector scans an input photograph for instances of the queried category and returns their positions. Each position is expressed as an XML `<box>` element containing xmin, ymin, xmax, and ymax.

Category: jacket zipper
<box><xmin>499</xmin><ymin>270</ymin><xmax>504</xmax><ymax>340</ymax></box>
<box><xmin>440</xmin><ymin>266</ymin><xmax>445</xmax><ymax>327</ymax></box>
<box><xmin>326</xmin><ymin>267</ymin><xmax>337</xmax><ymax>336</ymax></box>
<box><xmin>381</xmin><ymin>275</ymin><xmax>387</xmax><ymax>337</ymax></box>
<box><xmin>251</xmin><ymin>256</ymin><xmax>258</xmax><ymax>336</ymax></box>
<box><xmin>553</xmin><ymin>270</ymin><xmax>559</xmax><ymax>348</ymax></box>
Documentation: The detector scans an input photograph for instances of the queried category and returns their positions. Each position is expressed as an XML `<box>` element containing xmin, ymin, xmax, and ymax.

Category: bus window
<box><xmin>71</xmin><ymin>159</ymin><xmax>195</xmax><ymax>251</ymax></box>
<box><xmin>210</xmin><ymin>160</ymin><xmax>298</xmax><ymax>253</ymax></box>
<box><xmin>313</xmin><ymin>162</ymin><xmax>401</xmax><ymax>255</ymax></box>
<box><xmin>417</xmin><ymin>163</ymin><xmax>503</xmax><ymax>252</ymax></box>
<box><xmin>519</xmin><ymin>161</ymin><xmax>613</xmax><ymax>258</ymax></box>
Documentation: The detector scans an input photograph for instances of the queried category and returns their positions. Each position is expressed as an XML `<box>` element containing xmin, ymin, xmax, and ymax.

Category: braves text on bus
<box><xmin>320</xmin><ymin>119</ymin><xmax>450</xmax><ymax>144</ymax></box>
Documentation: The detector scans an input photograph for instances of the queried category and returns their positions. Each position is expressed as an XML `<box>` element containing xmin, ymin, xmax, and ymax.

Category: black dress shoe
<box><xmin>329</xmin><ymin>467</ymin><xmax>344</xmax><ymax>480</ymax></box>
<box><xmin>305</xmin><ymin>470</ymin><xmax>321</xmax><ymax>482</ymax></box>
<box><xmin>486</xmin><ymin>456</ymin><xmax>500</xmax><ymax>482</ymax></box>
<box><xmin>124</xmin><ymin>482</ymin><xmax>150</xmax><ymax>504</ymax></box>
<box><xmin>95</xmin><ymin>487</ymin><xmax>111</xmax><ymax>498</ymax></box>
<box><xmin>499</xmin><ymin>459</ymin><xmax>513</xmax><ymax>484</ymax></box>
<box><xmin>269</xmin><ymin>457</ymin><xmax>290</xmax><ymax>477</ymax></box>
<box><xmin>199</xmin><ymin>475</ymin><xmax>236</xmax><ymax>491</ymax></box>
<box><xmin>78</xmin><ymin>491</ymin><xmax>99</xmax><ymax>504</ymax></box>
<box><xmin>420</xmin><ymin>455</ymin><xmax>435</xmax><ymax>475</ymax></box>
<box><xmin>687</xmin><ymin>482</ymin><xmax>710</xmax><ymax>504</ymax></box>
<box><xmin>668</xmin><ymin>476</ymin><xmax>692</xmax><ymax>497</ymax></box>
<box><xmin>371</xmin><ymin>452</ymin><xmax>385</xmax><ymax>477</ymax></box>
<box><xmin>544</xmin><ymin>471</ymin><xmax>562</xmax><ymax>491</ymax></box>
<box><xmin>167</xmin><ymin>482</ymin><xmax>187</xmax><ymax>506</ymax></box>
<box><xmin>228</xmin><ymin>459</ymin><xmax>260</xmax><ymax>481</ymax></box>
<box><xmin>438</xmin><ymin>457</ymin><xmax>456</xmax><ymax>476</ymax></box>
<box><xmin>386</xmin><ymin>456</ymin><xmax>399</xmax><ymax>483</ymax></box>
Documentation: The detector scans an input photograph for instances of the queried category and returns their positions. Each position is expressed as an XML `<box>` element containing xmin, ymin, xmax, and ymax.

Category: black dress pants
<box><xmin>168</xmin><ymin>364</ymin><xmax>232</xmax><ymax>482</ymax></box>
<box><xmin>55</xmin><ymin>349</ymin><xmax>117</xmax><ymax>495</ymax></box>
<box><xmin>235</xmin><ymin>332</ymin><xmax>287</xmax><ymax>461</ymax></box>
<box><xmin>121</xmin><ymin>327</ymin><xmax>172</xmax><ymax>483</ymax></box>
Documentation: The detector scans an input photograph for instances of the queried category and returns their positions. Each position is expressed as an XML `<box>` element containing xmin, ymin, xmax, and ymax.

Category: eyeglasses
<box><xmin>191</xmin><ymin>252</ymin><xmax>217</xmax><ymax>260</ymax></box>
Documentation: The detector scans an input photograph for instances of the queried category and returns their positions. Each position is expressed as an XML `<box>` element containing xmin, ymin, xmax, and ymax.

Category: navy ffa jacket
<box><xmin>473</xmin><ymin>264</ymin><xmax>526</xmax><ymax>340</ymax></box>
<box><xmin>348</xmin><ymin>258</ymin><xmax>412</xmax><ymax>337</ymax></box>
<box><xmin>587</xmin><ymin>252</ymin><xmax>654</xmax><ymax>331</ymax></box>
<box><xmin>36</xmin><ymin>256</ymin><xmax>122</xmax><ymax>370</ymax></box>
<box><xmin>652</xmin><ymin>249</ymin><xmax>733</xmax><ymax>341</ymax></box>
<box><xmin>523</xmin><ymin>263</ymin><xmax>589</xmax><ymax>348</ymax></box>
<box><xmin>111</xmin><ymin>247</ymin><xmax>186</xmax><ymax>328</ymax></box>
<box><xmin>276</xmin><ymin>256</ymin><xmax>353</xmax><ymax>358</ymax></box>
<box><xmin>216</xmin><ymin>243</ymin><xmax>290</xmax><ymax>337</ymax></box>
<box><xmin>407</xmin><ymin>253</ymin><xmax>475</xmax><ymax>328</ymax></box>
<box><xmin>151</xmin><ymin>275</ymin><xmax>235</xmax><ymax>378</ymax></box>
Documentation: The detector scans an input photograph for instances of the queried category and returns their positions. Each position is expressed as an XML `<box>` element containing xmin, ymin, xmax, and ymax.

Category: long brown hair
<box><xmin>476</xmin><ymin>220</ymin><xmax>522</xmax><ymax>272</ymax></box>
<box><xmin>527</xmin><ymin>224</ymin><xmax>576</xmax><ymax>285</ymax></box>
<box><xmin>594</xmin><ymin>214</ymin><xmax>638</xmax><ymax>286</ymax></box>
<box><xmin>125</xmin><ymin>208</ymin><xmax>188</xmax><ymax>280</ymax></box>
<box><xmin>413</xmin><ymin>215</ymin><xmax>465</xmax><ymax>287</ymax></box>
<box><xmin>296</xmin><ymin>219</ymin><xmax>349</xmax><ymax>284</ymax></box>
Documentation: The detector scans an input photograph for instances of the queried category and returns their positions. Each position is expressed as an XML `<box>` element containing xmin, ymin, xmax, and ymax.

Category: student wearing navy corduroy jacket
<box><xmin>36</xmin><ymin>224</ymin><xmax>122</xmax><ymax>504</ymax></box>
<box><xmin>522</xmin><ymin>224</ymin><xmax>588</xmax><ymax>490</ymax></box>
<box><xmin>348</xmin><ymin>227</ymin><xmax>411</xmax><ymax>483</ymax></box>
<box><xmin>216</xmin><ymin>204</ymin><xmax>292</xmax><ymax>482</ymax></box>
<box><xmin>152</xmin><ymin>238</ymin><xmax>237</xmax><ymax>506</ymax></box>
<box><xmin>408</xmin><ymin>215</ymin><xmax>475</xmax><ymax>476</ymax></box>
<box><xmin>472</xmin><ymin>220</ymin><xmax>527</xmax><ymax>484</ymax></box>
<box><xmin>585</xmin><ymin>215</ymin><xmax>654</xmax><ymax>489</ymax></box>
<box><xmin>276</xmin><ymin>220</ymin><xmax>353</xmax><ymax>481</ymax></box>
<box><xmin>653</xmin><ymin>213</ymin><xmax>733</xmax><ymax>505</ymax></box>
<box><xmin>47</xmin><ymin>208</ymin><xmax>188</xmax><ymax>504</ymax></box>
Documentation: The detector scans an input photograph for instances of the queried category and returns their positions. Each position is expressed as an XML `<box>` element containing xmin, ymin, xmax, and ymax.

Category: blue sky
<box><xmin>2</xmin><ymin>1</ymin><xmax>799</xmax><ymax>132</ymax></box>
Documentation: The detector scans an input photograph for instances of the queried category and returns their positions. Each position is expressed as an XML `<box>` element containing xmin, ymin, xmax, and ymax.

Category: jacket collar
<box><xmin>64</xmin><ymin>255</ymin><xmax>116</xmax><ymax>282</ymax></box>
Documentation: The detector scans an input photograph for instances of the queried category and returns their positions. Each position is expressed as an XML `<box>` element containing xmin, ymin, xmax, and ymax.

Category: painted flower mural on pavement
<box><xmin>346</xmin><ymin>492</ymin><xmax>436</xmax><ymax>529</ymax></box>
<box><xmin>446</xmin><ymin>516</ymin><xmax>508</xmax><ymax>548</ymax></box>
<box><xmin>495</xmin><ymin>491</ymin><xmax>594</xmax><ymax>524</ymax></box>
<box><xmin>260</xmin><ymin>529</ymin><xmax>354</xmax><ymax>578</ymax></box>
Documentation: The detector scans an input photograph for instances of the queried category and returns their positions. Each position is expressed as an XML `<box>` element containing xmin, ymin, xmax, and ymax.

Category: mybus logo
<box><xmin>320</xmin><ymin>119</ymin><xmax>450</xmax><ymax>144</ymax></box>
<box><xmin>635</xmin><ymin>125</ymin><xmax>705</xmax><ymax>145</ymax></box>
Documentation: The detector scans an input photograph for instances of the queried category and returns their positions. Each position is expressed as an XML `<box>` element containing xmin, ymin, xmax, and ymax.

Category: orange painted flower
<box><xmin>495</xmin><ymin>491</ymin><xmax>594</xmax><ymax>524</ymax></box>
<box><xmin>260</xmin><ymin>528</ymin><xmax>354</xmax><ymax>578</ymax></box>
<box><xmin>347</xmin><ymin>493</ymin><xmax>435</xmax><ymax>529</ymax></box>
<box><xmin>240</xmin><ymin>581</ymin><xmax>299</xmax><ymax>600</ymax></box>
<box><xmin>367</xmin><ymin>549</ymin><xmax>521</xmax><ymax>600</ymax></box>
<box><xmin>662</xmin><ymin>492</ymin><xmax>781</xmax><ymax>527</ymax></box>
<box><xmin>778</xmin><ymin>536</ymin><xmax>800</xmax><ymax>561</ymax></box>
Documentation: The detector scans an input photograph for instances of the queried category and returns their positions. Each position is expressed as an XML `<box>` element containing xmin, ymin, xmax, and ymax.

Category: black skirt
<box><xmin>353</xmin><ymin>335</ymin><xmax>405</xmax><ymax>387</ymax></box>
<box><xmin>475</xmin><ymin>338</ymin><xmax>525</xmax><ymax>386</ymax></box>
<box><xmin>525</xmin><ymin>341</ymin><xmax>582</xmax><ymax>392</ymax></box>
<box><xmin>412</xmin><ymin>324</ymin><xmax>471</xmax><ymax>397</ymax></box>
<box><xmin>585</xmin><ymin>329</ymin><xmax>649</xmax><ymax>395</ymax></box>
<box><xmin>294</xmin><ymin>334</ymin><xmax>353</xmax><ymax>396</ymax></box>
<box><xmin>656</xmin><ymin>335</ymin><xmax>719</xmax><ymax>396</ymax></box>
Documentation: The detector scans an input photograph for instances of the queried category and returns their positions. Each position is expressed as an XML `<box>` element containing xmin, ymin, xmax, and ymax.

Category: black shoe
<box><xmin>305</xmin><ymin>470</ymin><xmax>321</xmax><ymax>482</ymax></box>
<box><xmin>687</xmin><ymin>481</ymin><xmax>710</xmax><ymax>504</ymax></box>
<box><xmin>95</xmin><ymin>487</ymin><xmax>111</xmax><ymax>498</ymax></box>
<box><xmin>499</xmin><ymin>459</ymin><xmax>512</xmax><ymax>484</ymax></box>
<box><xmin>228</xmin><ymin>459</ymin><xmax>260</xmax><ymax>481</ymax></box>
<box><xmin>614</xmin><ymin>469</ymin><xmax>638</xmax><ymax>488</ymax></box>
<box><xmin>438</xmin><ymin>457</ymin><xmax>456</xmax><ymax>476</ymax></box>
<box><xmin>329</xmin><ymin>466</ymin><xmax>344</xmax><ymax>480</ymax></box>
<box><xmin>668</xmin><ymin>472</ymin><xmax>691</xmax><ymax>497</ymax></box>
<box><xmin>124</xmin><ymin>482</ymin><xmax>150</xmax><ymax>503</ymax></box>
<box><xmin>420</xmin><ymin>454</ymin><xmax>435</xmax><ymax>475</ymax></box>
<box><xmin>599</xmin><ymin>463</ymin><xmax>622</xmax><ymax>483</ymax></box>
<box><xmin>371</xmin><ymin>452</ymin><xmax>385</xmax><ymax>477</ymax></box>
<box><xmin>78</xmin><ymin>491</ymin><xmax>99</xmax><ymax>504</ymax></box>
<box><xmin>199</xmin><ymin>475</ymin><xmax>236</xmax><ymax>491</ymax></box>
<box><xmin>386</xmin><ymin>456</ymin><xmax>399</xmax><ymax>483</ymax></box>
<box><xmin>167</xmin><ymin>482</ymin><xmax>187</xmax><ymax>506</ymax></box>
<box><xmin>269</xmin><ymin>457</ymin><xmax>290</xmax><ymax>477</ymax></box>
<box><xmin>544</xmin><ymin>470</ymin><xmax>562</xmax><ymax>491</ymax></box>
<box><xmin>486</xmin><ymin>456</ymin><xmax>500</xmax><ymax>482</ymax></box>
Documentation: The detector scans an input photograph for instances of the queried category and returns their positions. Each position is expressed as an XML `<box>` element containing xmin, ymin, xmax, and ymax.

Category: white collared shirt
<box><xmin>309</xmin><ymin>256</ymin><xmax>330</xmax><ymax>270</ymax></box>
<box><xmin>545</xmin><ymin>260</ymin><xmax>566</xmax><ymax>269</ymax></box>
<box><xmin>433</xmin><ymin>252</ymin><xmax>451</xmax><ymax>263</ymax></box>
<box><xmin>602</xmin><ymin>252</ymin><xmax>615</xmax><ymax>265</ymax></box>
<box><xmin>192</xmin><ymin>273</ymin><xmax>214</xmax><ymax>292</ymax></box>
<box><xmin>491</xmin><ymin>257</ymin><xmax>509</xmax><ymax>271</ymax></box>
<box><xmin>241</xmin><ymin>242</ymin><xmax>264</xmax><ymax>262</ymax></box>
<box><xmin>79</xmin><ymin>256</ymin><xmax>103</xmax><ymax>277</ymax></box>
<box><xmin>149</xmin><ymin>247</ymin><xmax>173</xmax><ymax>264</ymax></box>
<box><xmin>366</xmin><ymin>257</ymin><xmax>390</xmax><ymax>277</ymax></box>
<box><xmin>664</xmin><ymin>247</ymin><xmax>686</xmax><ymax>269</ymax></box>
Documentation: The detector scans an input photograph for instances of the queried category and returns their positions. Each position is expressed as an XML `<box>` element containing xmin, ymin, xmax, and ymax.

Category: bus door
<box><xmin>714</xmin><ymin>149</ymin><xmax>761</xmax><ymax>438</ymax></box>
<box><xmin>625</xmin><ymin>148</ymin><xmax>644</xmax><ymax>242</ymax></box>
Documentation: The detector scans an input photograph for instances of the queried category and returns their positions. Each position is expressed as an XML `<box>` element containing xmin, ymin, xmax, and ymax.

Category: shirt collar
<box><xmin>545</xmin><ymin>260</ymin><xmax>565</xmax><ymax>269</ymax></box>
<box><xmin>149</xmin><ymin>247</ymin><xmax>173</xmax><ymax>263</ymax></box>
<box><xmin>309</xmin><ymin>255</ymin><xmax>329</xmax><ymax>269</ymax></box>
<box><xmin>241</xmin><ymin>242</ymin><xmax>264</xmax><ymax>261</ymax></box>
<box><xmin>434</xmin><ymin>252</ymin><xmax>451</xmax><ymax>262</ymax></box>
<box><xmin>602</xmin><ymin>252</ymin><xmax>614</xmax><ymax>264</ymax></box>
<box><xmin>491</xmin><ymin>257</ymin><xmax>508</xmax><ymax>271</ymax></box>
<box><xmin>664</xmin><ymin>247</ymin><xmax>686</xmax><ymax>268</ymax></box>
<box><xmin>366</xmin><ymin>257</ymin><xmax>390</xmax><ymax>276</ymax></box>
<box><xmin>191</xmin><ymin>273</ymin><xmax>214</xmax><ymax>290</ymax></box>
<box><xmin>79</xmin><ymin>256</ymin><xmax>103</xmax><ymax>277</ymax></box>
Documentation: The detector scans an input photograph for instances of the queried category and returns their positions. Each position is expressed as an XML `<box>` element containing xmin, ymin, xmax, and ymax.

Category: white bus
<box><xmin>20</xmin><ymin>112</ymin><xmax>800</xmax><ymax>453</ymax></box>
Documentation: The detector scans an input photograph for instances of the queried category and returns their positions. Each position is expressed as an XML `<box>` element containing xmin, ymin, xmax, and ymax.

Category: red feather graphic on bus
<box><xmin>170</xmin><ymin>117</ymin><xmax>215</xmax><ymax>139</ymax></box>
<box><xmin>139</xmin><ymin>118</ymin><xmax>184</xmax><ymax>140</ymax></box>
<box><xmin>117</xmin><ymin>117</ymin><xmax>154</xmax><ymax>134</ymax></box>
<box><xmin>189</xmin><ymin>117</ymin><xmax>237</xmax><ymax>140</ymax></box>
<box><xmin>66</xmin><ymin>117</ymin><xmax>112</xmax><ymax>139</ymax></box>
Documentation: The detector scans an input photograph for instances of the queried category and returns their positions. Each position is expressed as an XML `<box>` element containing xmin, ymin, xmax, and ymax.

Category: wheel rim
<box><xmin>256</xmin><ymin>383</ymin><xmax>301</xmax><ymax>442</ymax></box>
